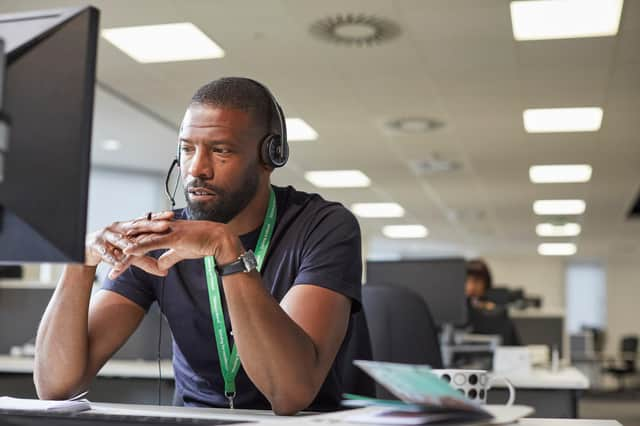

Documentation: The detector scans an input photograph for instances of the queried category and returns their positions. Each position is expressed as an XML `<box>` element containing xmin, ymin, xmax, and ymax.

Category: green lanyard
<box><xmin>203</xmin><ymin>188</ymin><xmax>276</xmax><ymax>409</ymax></box>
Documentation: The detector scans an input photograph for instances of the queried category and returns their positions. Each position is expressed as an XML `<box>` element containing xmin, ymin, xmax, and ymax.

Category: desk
<box><xmin>488</xmin><ymin>367</ymin><xmax>590</xmax><ymax>418</ymax></box>
<box><xmin>0</xmin><ymin>402</ymin><xmax>623</xmax><ymax>426</ymax></box>
<box><xmin>0</xmin><ymin>356</ymin><xmax>175</xmax><ymax>405</ymax></box>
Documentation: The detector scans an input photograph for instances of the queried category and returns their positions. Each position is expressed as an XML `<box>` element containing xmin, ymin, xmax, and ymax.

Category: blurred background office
<box><xmin>0</xmin><ymin>0</ymin><xmax>638</xmax><ymax>423</ymax></box>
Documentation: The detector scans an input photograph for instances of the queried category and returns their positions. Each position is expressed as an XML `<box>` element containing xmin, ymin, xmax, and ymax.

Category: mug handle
<box><xmin>488</xmin><ymin>376</ymin><xmax>516</xmax><ymax>406</ymax></box>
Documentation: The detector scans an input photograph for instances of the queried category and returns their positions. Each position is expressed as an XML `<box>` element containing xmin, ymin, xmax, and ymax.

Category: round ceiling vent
<box><xmin>310</xmin><ymin>14</ymin><xmax>400</xmax><ymax>46</ymax></box>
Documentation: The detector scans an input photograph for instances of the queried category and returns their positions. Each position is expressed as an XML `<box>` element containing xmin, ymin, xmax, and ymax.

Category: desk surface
<box><xmin>493</xmin><ymin>367</ymin><xmax>589</xmax><ymax>390</ymax></box>
<box><xmin>87</xmin><ymin>403</ymin><xmax>620</xmax><ymax>426</ymax></box>
<box><xmin>0</xmin><ymin>355</ymin><xmax>174</xmax><ymax>379</ymax></box>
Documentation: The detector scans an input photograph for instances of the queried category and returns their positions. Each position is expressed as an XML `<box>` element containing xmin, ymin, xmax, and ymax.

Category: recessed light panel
<box><xmin>102</xmin><ymin>139</ymin><xmax>121</xmax><ymax>151</ymax></box>
<box><xmin>351</xmin><ymin>203</ymin><xmax>405</xmax><ymax>218</ymax></box>
<box><xmin>536</xmin><ymin>223</ymin><xmax>582</xmax><ymax>237</ymax></box>
<box><xmin>533</xmin><ymin>200</ymin><xmax>586</xmax><ymax>215</ymax></box>
<box><xmin>304</xmin><ymin>170</ymin><xmax>371</xmax><ymax>188</ymax></box>
<box><xmin>529</xmin><ymin>165</ymin><xmax>592</xmax><ymax>183</ymax></box>
<box><xmin>523</xmin><ymin>107</ymin><xmax>603</xmax><ymax>133</ymax></box>
<box><xmin>102</xmin><ymin>23</ymin><xmax>224</xmax><ymax>63</ymax></box>
<box><xmin>510</xmin><ymin>0</ymin><xmax>623</xmax><ymax>41</ymax></box>
<box><xmin>382</xmin><ymin>225</ymin><xmax>428</xmax><ymax>239</ymax></box>
<box><xmin>285</xmin><ymin>118</ymin><xmax>318</xmax><ymax>141</ymax></box>
<box><xmin>538</xmin><ymin>243</ymin><xmax>577</xmax><ymax>256</ymax></box>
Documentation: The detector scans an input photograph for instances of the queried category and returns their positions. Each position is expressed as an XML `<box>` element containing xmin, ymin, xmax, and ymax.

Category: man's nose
<box><xmin>188</xmin><ymin>147</ymin><xmax>213</xmax><ymax>179</ymax></box>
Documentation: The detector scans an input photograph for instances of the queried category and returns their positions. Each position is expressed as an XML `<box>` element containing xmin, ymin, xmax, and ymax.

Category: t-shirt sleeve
<box><xmin>101</xmin><ymin>264</ymin><xmax>157</xmax><ymax>311</ymax></box>
<box><xmin>293</xmin><ymin>204</ymin><xmax>363</xmax><ymax>311</ymax></box>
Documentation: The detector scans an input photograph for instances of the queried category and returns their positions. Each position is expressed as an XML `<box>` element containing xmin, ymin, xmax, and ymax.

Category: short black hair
<box><xmin>466</xmin><ymin>258</ymin><xmax>493</xmax><ymax>290</ymax></box>
<box><xmin>190</xmin><ymin>77</ymin><xmax>277</xmax><ymax>134</ymax></box>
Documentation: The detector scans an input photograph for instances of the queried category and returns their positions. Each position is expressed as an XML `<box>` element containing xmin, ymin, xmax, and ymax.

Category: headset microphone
<box><xmin>164</xmin><ymin>158</ymin><xmax>179</xmax><ymax>208</ymax></box>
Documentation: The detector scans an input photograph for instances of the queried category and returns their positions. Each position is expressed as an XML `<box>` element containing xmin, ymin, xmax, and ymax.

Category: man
<box><xmin>34</xmin><ymin>78</ymin><xmax>362</xmax><ymax>415</ymax></box>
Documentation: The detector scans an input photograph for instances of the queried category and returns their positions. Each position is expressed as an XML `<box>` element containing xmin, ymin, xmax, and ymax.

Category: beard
<box><xmin>184</xmin><ymin>171</ymin><xmax>259</xmax><ymax>223</ymax></box>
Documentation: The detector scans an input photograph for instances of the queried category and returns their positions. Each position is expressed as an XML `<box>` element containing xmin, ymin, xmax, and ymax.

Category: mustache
<box><xmin>185</xmin><ymin>179</ymin><xmax>225</xmax><ymax>194</ymax></box>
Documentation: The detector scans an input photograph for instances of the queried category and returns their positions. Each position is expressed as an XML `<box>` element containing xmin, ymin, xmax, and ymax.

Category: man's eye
<box><xmin>212</xmin><ymin>147</ymin><xmax>231</xmax><ymax>154</ymax></box>
<box><xmin>180</xmin><ymin>145</ymin><xmax>194</xmax><ymax>153</ymax></box>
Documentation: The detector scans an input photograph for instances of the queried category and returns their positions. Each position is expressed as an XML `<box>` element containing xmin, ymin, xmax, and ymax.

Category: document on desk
<box><xmin>344</xmin><ymin>361</ymin><xmax>532</xmax><ymax>425</ymax></box>
<box><xmin>0</xmin><ymin>396</ymin><xmax>91</xmax><ymax>413</ymax></box>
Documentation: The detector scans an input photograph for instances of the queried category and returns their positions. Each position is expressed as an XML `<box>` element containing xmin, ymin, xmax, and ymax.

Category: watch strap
<box><xmin>217</xmin><ymin>250</ymin><xmax>257</xmax><ymax>276</ymax></box>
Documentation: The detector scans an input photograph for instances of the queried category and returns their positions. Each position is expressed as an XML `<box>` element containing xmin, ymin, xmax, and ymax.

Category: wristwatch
<box><xmin>216</xmin><ymin>250</ymin><xmax>258</xmax><ymax>276</ymax></box>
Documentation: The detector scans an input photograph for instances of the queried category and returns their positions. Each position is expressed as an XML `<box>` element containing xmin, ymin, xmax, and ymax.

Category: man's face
<box><xmin>178</xmin><ymin>104</ymin><xmax>264</xmax><ymax>223</ymax></box>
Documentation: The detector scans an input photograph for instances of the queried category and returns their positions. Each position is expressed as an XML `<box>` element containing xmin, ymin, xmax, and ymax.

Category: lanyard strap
<box><xmin>203</xmin><ymin>188</ymin><xmax>276</xmax><ymax>406</ymax></box>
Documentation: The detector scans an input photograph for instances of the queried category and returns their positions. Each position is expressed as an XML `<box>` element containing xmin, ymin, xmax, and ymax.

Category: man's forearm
<box><xmin>34</xmin><ymin>264</ymin><xmax>95</xmax><ymax>399</ymax></box>
<box><xmin>222</xmin><ymin>272</ymin><xmax>321</xmax><ymax>414</ymax></box>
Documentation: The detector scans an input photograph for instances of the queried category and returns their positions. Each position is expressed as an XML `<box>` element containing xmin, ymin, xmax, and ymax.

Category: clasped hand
<box><xmin>85</xmin><ymin>211</ymin><xmax>243</xmax><ymax>280</ymax></box>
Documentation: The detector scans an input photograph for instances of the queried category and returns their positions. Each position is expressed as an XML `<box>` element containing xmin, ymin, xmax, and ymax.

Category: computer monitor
<box><xmin>0</xmin><ymin>7</ymin><xmax>99</xmax><ymax>263</ymax></box>
<box><xmin>366</xmin><ymin>258</ymin><xmax>468</xmax><ymax>326</ymax></box>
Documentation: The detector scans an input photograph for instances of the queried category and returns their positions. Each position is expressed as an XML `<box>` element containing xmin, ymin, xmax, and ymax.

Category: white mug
<box><xmin>431</xmin><ymin>369</ymin><xmax>516</xmax><ymax>405</ymax></box>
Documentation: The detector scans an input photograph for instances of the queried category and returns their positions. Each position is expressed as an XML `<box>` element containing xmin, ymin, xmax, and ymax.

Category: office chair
<box><xmin>362</xmin><ymin>284</ymin><xmax>443</xmax><ymax>398</ymax></box>
<box><xmin>603</xmin><ymin>335</ymin><xmax>638</xmax><ymax>391</ymax></box>
<box><xmin>335</xmin><ymin>309</ymin><xmax>376</xmax><ymax>398</ymax></box>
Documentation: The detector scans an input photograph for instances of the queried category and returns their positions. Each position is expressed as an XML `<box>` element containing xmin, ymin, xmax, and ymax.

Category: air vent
<box><xmin>410</xmin><ymin>155</ymin><xmax>461</xmax><ymax>176</ymax></box>
<box><xmin>310</xmin><ymin>14</ymin><xmax>400</xmax><ymax>47</ymax></box>
<box><xmin>386</xmin><ymin>117</ymin><xmax>445</xmax><ymax>134</ymax></box>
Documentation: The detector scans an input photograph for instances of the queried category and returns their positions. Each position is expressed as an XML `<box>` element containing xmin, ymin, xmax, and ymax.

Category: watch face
<box><xmin>241</xmin><ymin>251</ymin><xmax>258</xmax><ymax>271</ymax></box>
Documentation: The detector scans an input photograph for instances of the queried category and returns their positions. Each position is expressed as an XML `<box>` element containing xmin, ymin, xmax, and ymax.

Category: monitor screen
<box><xmin>0</xmin><ymin>7</ymin><xmax>99</xmax><ymax>263</ymax></box>
<box><xmin>366</xmin><ymin>258</ymin><xmax>467</xmax><ymax>326</ymax></box>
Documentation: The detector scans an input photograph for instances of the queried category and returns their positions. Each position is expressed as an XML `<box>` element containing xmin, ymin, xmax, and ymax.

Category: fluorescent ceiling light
<box><xmin>382</xmin><ymin>224</ymin><xmax>428</xmax><ymax>239</ymax></box>
<box><xmin>351</xmin><ymin>203</ymin><xmax>405</xmax><ymax>218</ymax></box>
<box><xmin>102</xmin><ymin>23</ymin><xmax>225</xmax><ymax>63</ymax></box>
<box><xmin>285</xmin><ymin>118</ymin><xmax>318</xmax><ymax>141</ymax></box>
<box><xmin>533</xmin><ymin>200</ymin><xmax>586</xmax><ymax>215</ymax></box>
<box><xmin>536</xmin><ymin>223</ymin><xmax>582</xmax><ymax>237</ymax></box>
<box><xmin>304</xmin><ymin>170</ymin><xmax>370</xmax><ymax>188</ymax></box>
<box><xmin>102</xmin><ymin>139</ymin><xmax>121</xmax><ymax>151</ymax></box>
<box><xmin>523</xmin><ymin>107</ymin><xmax>603</xmax><ymax>133</ymax></box>
<box><xmin>538</xmin><ymin>243</ymin><xmax>577</xmax><ymax>256</ymax></box>
<box><xmin>529</xmin><ymin>164</ymin><xmax>592</xmax><ymax>183</ymax></box>
<box><xmin>510</xmin><ymin>0</ymin><xmax>623</xmax><ymax>41</ymax></box>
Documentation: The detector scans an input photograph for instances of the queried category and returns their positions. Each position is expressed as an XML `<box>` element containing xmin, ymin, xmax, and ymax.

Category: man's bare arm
<box><xmin>223</xmin><ymin>278</ymin><xmax>351</xmax><ymax>415</ymax></box>
<box><xmin>34</xmin><ymin>269</ymin><xmax>145</xmax><ymax>399</ymax></box>
<box><xmin>34</xmin><ymin>214</ymin><xmax>172</xmax><ymax>399</ymax></box>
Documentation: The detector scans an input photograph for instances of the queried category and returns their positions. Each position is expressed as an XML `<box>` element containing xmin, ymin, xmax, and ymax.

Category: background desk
<box><xmin>0</xmin><ymin>356</ymin><xmax>175</xmax><ymax>405</ymax></box>
<box><xmin>488</xmin><ymin>367</ymin><xmax>590</xmax><ymax>418</ymax></box>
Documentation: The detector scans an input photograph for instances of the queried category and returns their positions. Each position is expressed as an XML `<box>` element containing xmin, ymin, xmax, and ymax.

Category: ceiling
<box><xmin>2</xmin><ymin>0</ymin><xmax>639</xmax><ymax>260</ymax></box>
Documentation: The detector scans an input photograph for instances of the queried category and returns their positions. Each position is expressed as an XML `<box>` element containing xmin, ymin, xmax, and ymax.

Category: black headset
<box><xmin>165</xmin><ymin>78</ymin><xmax>289</xmax><ymax>207</ymax></box>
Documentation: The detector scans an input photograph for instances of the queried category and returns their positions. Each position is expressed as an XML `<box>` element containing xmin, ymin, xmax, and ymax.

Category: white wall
<box><xmin>483</xmin><ymin>255</ymin><xmax>566</xmax><ymax>309</ymax></box>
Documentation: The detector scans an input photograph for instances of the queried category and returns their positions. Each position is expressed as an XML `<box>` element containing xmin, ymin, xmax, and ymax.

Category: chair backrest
<box><xmin>621</xmin><ymin>335</ymin><xmax>639</xmax><ymax>370</ymax></box>
<box><xmin>362</xmin><ymin>284</ymin><xmax>443</xmax><ymax>368</ymax></box>
<box><xmin>621</xmin><ymin>336</ymin><xmax>639</xmax><ymax>353</ymax></box>
<box><xmin>334</xmin><ymin>308</ymin><xmax>376</xmax><ymax>397</ymax></box>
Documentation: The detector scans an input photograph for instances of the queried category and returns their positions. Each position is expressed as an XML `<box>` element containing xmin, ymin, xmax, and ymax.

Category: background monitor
<box><xmin>366</xmin><ymin>258</ymin><xmax>468</xmax><ymax>326</ymax></box>
<box><xmin>0</xmin><ymin>6</ymin><xmax>98</xmax><ymax>263</ymax></box>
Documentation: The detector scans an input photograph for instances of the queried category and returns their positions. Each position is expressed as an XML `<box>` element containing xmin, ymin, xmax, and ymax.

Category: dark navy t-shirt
<box><xmin>102</xmin><ymin>185</ymin><xmax>362</xmax><ymax>411</ymax></box>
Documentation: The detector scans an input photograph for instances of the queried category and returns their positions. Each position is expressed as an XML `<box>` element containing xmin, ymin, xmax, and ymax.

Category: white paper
<box><xmin>0</xmin><ymin>396</ymin><xmax>91</xmax><ymax>413</ymax></box>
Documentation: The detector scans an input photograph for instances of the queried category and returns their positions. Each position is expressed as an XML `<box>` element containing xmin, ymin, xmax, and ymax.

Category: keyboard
<box><xmin>0</xmin><ymin>408</ymin><xmax>253</xmax><ymax>426</ymax></box>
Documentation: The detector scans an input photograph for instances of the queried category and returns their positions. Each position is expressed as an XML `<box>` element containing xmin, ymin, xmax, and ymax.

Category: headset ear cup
<box><xmin>262</xmin><ymin>134</ymin><xmax>288</xmax><ymax>168</ymax></box>
<box><xmin>260</xmin><ymin>135</ymin><xmax>274</xmax><ymax>168</ymax></box>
